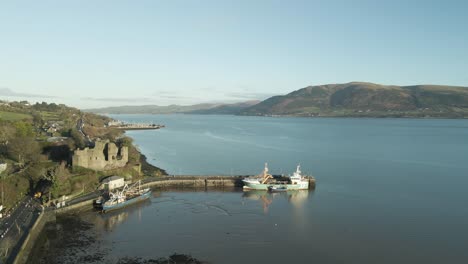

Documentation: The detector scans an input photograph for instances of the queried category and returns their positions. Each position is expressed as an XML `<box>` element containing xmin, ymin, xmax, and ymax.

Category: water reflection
<box><xmin>287</xmin><ymin>189</ymin><xmax>310</xmax><ymax>208</ymax></box>
<box><xmin>242</xmin><ymin>190</ymin><xmax>311</xmax><ymax>214</ymax></box>
<box><xmin>94</xmin><ymin>199</ymin><xmax>152</xmax><ymax>231</ymax></box>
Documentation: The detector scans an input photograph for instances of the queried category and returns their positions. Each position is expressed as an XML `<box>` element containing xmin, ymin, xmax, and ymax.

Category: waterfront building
<box><xmin>101</xmin><ymin>176</ymin><xmax>125</xmax><ymax>191</ymax></box>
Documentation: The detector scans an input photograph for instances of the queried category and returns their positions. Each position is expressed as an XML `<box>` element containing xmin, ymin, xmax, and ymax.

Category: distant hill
<box><xmin>240</xmin><ymin>82</ymin><xmax>468</xmax><ymax>118</ymax></box>
<box><xmin>85</xmin><ymin>101</ymin><xmax>260</xmax><ymax>115</ymax></box>
<box><xmin>188</xmin><ymin>101</ymin><xmax>260</xmax><ymax>115</ymax></box>
<box><xmin>85</xmin><ymin>103</ymin><xmax>220</xmax><ymax>114</ymax></box>
<box><xmin>85</xmin><ymin>83</ymin><xmax>468</xmax><ymax>118</ymax></box>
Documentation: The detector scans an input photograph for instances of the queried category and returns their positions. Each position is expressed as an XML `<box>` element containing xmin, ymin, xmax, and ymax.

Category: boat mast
<box><xmin>261</xmin><ymin>162</ymin><xmax>273</xmax><ymax>184</ymax></box>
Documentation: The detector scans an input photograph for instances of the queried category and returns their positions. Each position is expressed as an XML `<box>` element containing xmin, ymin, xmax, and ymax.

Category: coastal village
<box><xmin>0</xmin><ymin>100</ymin><xmax>168</xmax><ymax>263</ymax></box>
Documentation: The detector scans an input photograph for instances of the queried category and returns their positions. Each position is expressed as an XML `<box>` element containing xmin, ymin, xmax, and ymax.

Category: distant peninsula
<box><xmin>85</xmin><ymin>101</ymin><xmax>260</xmax><ymax>115</ymax></box>
<box><xmin>86</xmin><ymin>82</ymin><xmax>468</xmax><ymax>118</ymax></box>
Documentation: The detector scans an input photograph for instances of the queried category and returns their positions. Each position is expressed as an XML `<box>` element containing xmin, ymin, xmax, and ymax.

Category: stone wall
<box><xmin>13</xmin><ymin>210</ymin><xmax>56</xmax><ymax>264</ymax></box>
<box><xmin>72</xmin><ymin>140</ymin><xmax>128</xmax><ymax>171</ymax></box>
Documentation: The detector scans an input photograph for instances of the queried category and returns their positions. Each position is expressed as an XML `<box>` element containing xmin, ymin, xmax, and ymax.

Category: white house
<box><xmin>0</xmin><ymin>163</ymin><xmax>7</xmax><ymax>174</ymax></box>
<box><xmin>101</xmin><ymin>176</ymin><xmax>125</xmax><ymax>191</ymax></box>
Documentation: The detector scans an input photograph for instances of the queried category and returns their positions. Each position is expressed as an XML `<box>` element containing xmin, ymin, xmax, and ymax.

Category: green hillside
<box><xmin>0</xmin><ymin>111</ymin><xmax>32</xmax><ymax>121</ymax></box>
<box><xmin>0</xmin><ymin>100</ymin><xmax>165</xmax><ymax>211</ymax></box>
<box><xmin>241</xmin><ymin>82</ymin><xmax>468</xmax><ymax>118</ymax></box>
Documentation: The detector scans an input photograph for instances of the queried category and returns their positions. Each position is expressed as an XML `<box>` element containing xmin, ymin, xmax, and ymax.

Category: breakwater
<box><xmin>142</xmin><ymin>175</ymin><xmax>243</xmax><ymax>188</ymax></box>
<box><xmin>141</xmin><ymin>175</ymin><xmax>316</xmax><ymax>189</ymax></box>
<box><xmin>113</xmin><ymin>124</ymin><xmax>164</xmax><ymax>130</ymax></box>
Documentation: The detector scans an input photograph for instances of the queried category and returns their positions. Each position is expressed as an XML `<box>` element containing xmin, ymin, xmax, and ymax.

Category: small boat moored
<box><xmin>268</xmin><ymin>186</ymin><xmax>288</xmax><ymax>192</ymax></box>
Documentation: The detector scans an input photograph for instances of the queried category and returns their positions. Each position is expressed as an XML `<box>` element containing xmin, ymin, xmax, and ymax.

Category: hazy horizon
<box><xmin>1</xmin><ymin>0</ymin><xmax>468</xmax><ymax>108</ymax></box>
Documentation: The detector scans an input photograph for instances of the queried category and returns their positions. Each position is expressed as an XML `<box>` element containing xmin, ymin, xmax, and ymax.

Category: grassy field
<box><xmin>0</xmin><ymin>111</ymin><xmax>32</xmax><ymax>121</ymax></box>
<box><xmin>40</xmin><ymin>111</ymin><xmax>61</xmax><ymax>121</ymax></box>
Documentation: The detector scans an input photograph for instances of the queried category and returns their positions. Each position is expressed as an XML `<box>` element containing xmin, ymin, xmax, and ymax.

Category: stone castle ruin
<box><xmin>72</xmin><ymin>140</ymin><xmax>128</xmax><ymax>170</ymax></box>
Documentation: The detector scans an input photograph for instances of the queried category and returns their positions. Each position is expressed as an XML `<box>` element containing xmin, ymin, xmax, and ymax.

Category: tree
<box><xmin>44</xmin><ymin>163</ymin><xmax>70</xmax><ymax>198</ymax></box>
<box><xmin>0</xmin><ymin>121</ymin><xmax>15</xmax><ymax>142</ymax></box>
<box><xmin>102</xmin><ymin>128</ymin><xmax>121</xmax><ymax>141</ymax></box>
<box><xmin>117</xmin><ymin>136</ymin><xmax>133</xmax><ymax>147</ymax></box>
<box><xmin>7</xmin><ymin>137</ymin><xmax>41</xmax><ymax>164</ymax></box>
<box><xmin>32</xmin><ymin>112</ymin><xmax>44</xmax><ymax>127</ymax></box>
<box><xmin>48</xmin><ymin>103</ymin><xmax>58</xmax><ymax>111</ymax></box>
<box><xmin>0</xmin><ymin>121</ymin><xmax>16</xmax><ymax>155</ymax></box>
<box><xmin>69</xmin><ymin>128</ymin><xmax>85</xmax><ymax>149</ymax></box>
<box><xmin>14</xmin><ymin>121</ymin><xmax>34</xmax><ymax>137</ymax></box>
<box><xmin>24</xmin><ymin>162</ymin><xmax>46</xmax><ymax>183</ymax></box>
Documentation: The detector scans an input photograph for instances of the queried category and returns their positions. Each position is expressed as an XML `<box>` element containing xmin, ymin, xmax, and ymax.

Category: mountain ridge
<box><xmin>85</xmin><ymin>101</ymin><xmax>259</xmax><ymax>115</ymax></box>
<box><xmin>240</xmin><ymin>82</ymin><xmax>468</xmax><ymax>118</ymax></box>
<box><xmin>86</xmin><ymin>82</ymin><xmax>468</xmax><ymax>118</ymax></box>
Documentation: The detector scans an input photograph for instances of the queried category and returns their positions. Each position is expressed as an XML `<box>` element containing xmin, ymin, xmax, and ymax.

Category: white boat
<box><xmin>242</xmin><ymin>163</ymin><xmax>310</xmax><ymax>190</ymax></box>
<box><xmin>98</xmin><ymin>180</ymin><xmax>151</xmax><ymax>212</ymax></box>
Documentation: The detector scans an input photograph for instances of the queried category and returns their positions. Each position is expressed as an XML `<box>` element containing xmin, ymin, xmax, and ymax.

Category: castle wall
<box><xmin>72</xmin><ymin>140</ymin><xmax>128</xmax><ymax>171</ymax></box>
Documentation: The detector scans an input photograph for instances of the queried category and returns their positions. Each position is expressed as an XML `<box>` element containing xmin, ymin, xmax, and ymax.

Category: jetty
<box><xmin>106</xmin><ymin>120</ymin><xmax>165</xmax><ymax>130</ymax></box>
<box><xmin>140</xmin><ymin>175</ymin><xmax>316</xmax><ymax>190</ymax></box>
<box><xmin>113</xmin><ymin>123</ymin><xmax>164</xmax><ymax>130</ymax></box>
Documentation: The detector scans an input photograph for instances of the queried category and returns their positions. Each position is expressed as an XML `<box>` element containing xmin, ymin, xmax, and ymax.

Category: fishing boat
<box><xmin>243</xmin><ymin>163</ymin><xmax>310</xmax><ymax>190</ymax></box>
<box><xmin>99</xmin><ymin>180</ymin><xmax>151</xmax><ymax>212</ymax></box>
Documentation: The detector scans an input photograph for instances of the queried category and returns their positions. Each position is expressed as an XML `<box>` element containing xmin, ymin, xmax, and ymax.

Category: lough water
<box><xmin>34</xmin><ymin>115</ymin><xmax>468</xmax><ymax>263</ymax></box>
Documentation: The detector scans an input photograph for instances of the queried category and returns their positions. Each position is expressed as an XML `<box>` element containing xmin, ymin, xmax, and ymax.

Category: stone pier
<box><xmin>140</xmin><ymin>175</ymin><xmax>316</xmax><ymax>190</ymax></box>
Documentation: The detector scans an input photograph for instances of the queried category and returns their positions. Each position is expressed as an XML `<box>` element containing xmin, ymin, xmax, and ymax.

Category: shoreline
<box><xmin>139</xmin><ymin>152</ymin><xmax>168</xmax><ymax>176</ymax></box>
<box><xmin>103</xmin><ymin>112</ymin><xmax>468</xmax><ymax>119</ymax></box>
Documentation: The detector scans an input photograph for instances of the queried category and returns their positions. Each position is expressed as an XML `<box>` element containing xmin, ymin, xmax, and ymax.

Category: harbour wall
<box><xmin>10</xmin><ymin>201</ymin><xmax>96</xmax><ymax>264</ymax></box>
<box><xmin>141</xmin><ymin>175</ymin><xmax>316</xmax><ymax>189</ymax></box>
<box><xmin>55</xmin><ymin>198</ymin><xmax>96</xmax><ymax>214</ymax></box>
<box><xmin>141</xmin><ymin>175</ymin><xmax>244</xmax><ymax>189</ymax></box>
<box><xmin>11</xmin><ymin>210</ymin><xmax>55</xmax><ymax>264</ymax></box>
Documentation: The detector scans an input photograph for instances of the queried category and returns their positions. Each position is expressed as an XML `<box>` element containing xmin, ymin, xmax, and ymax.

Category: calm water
<box><xmin>35</xmin><ymin>115</ymin><xmax>468</xmax><ymax>263</ymax></box>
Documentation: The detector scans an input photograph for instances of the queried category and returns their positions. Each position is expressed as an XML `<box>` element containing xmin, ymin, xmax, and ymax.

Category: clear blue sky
<box><xmin>1</xmin><ymin>0</ymin><xmax>467</xmax><ymax>108</ymax></box>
